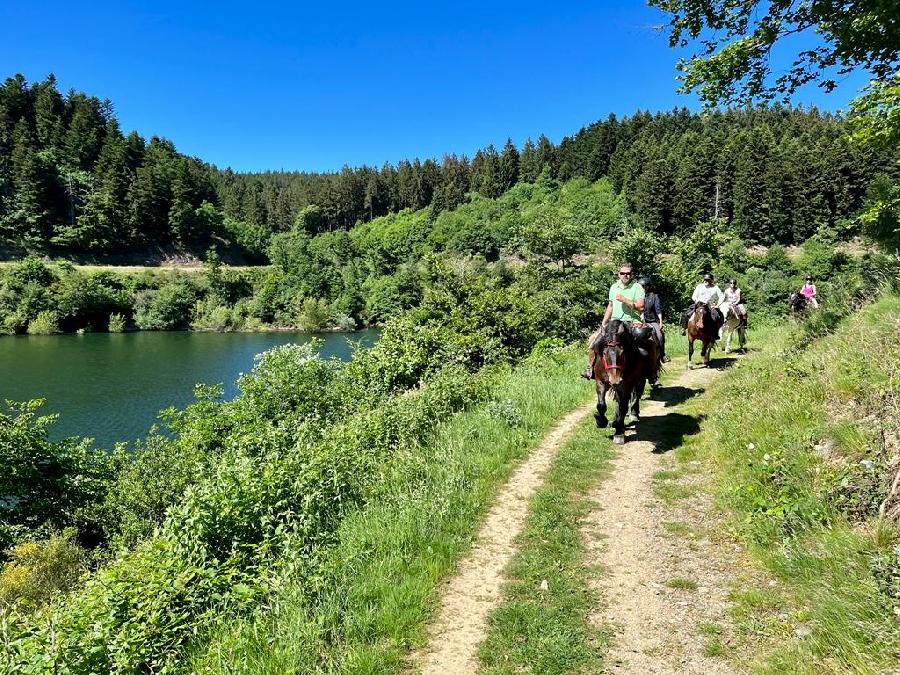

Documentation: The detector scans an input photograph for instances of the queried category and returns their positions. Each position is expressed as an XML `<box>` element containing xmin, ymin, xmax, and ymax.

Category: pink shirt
<box><xmin>801</xmin><ymin>283</ymin><xmax>816</xmax><ymax>298</ymax></box>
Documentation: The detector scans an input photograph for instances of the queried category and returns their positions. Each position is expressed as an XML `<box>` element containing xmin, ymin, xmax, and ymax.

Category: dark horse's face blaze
<box><xmin>692</xmin><ymin>301</ymin><xmax>709</xmax><ymax>329</ymax></box>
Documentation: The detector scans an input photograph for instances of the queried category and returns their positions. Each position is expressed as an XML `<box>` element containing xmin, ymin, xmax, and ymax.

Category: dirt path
<box><xmin>414</xmin><ymin>399</ymin><xmax>597</xmax><ymax>675</ymax></box>
<box><xmin>583</xmin><ymin>364</ymin><xmax>739</xmax><ymax>674</ymax></box>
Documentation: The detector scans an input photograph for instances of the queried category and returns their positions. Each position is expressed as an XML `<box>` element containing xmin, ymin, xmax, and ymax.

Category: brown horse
<box><xmin>588</xmin><ymin>320</ymin><xmax>657</xmax><ymax>444</ymax></box>
<box><xmin>686</xmin><ymin>301</ymin><xmax>722</xmax><ymax>369</ymax></box>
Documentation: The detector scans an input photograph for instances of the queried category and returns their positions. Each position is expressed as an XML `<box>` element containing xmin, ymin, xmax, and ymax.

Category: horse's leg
<box><xmin>612</xmin><ymin>386</ymin><xmax>626</xmax><ymax>444</ymax></box>
<box><xmin>704</xmin><ymin>339</ymin><xmax>711</xmax><ymax>365</ymax></box>
<box><xmin>594</xmin><ymin>380</ymin><xmax>608</xmax><ymax>428</ymax></box>
<box><xmin>724</xmin><ymin>325</ymin><xmax>732</xmax><ymax>354</ymax></box>
<box><xmin>687</xmin><ymin>336</ymin><xmax>694</xmax><ymax>370</ymax></box>
<box><xmin>629</xmin><ymin>377</ymin><xmax>644</xmax><ymax>424</ymax></box>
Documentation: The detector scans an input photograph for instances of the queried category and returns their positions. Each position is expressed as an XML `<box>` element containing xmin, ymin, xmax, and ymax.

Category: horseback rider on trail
<box><xmin>723</xmin><ymin>278</ymin><xmax>748</xmax><ymax>327</ymax></box>
<box><xmin>581</xmin><ymin>263</ymin><xmax>645</xmax><ymax>379</ymax></box>
<box><xmin>680</xmin><ymin>273</ymin><xmax>724</xmax><ymax>335</ymax></box>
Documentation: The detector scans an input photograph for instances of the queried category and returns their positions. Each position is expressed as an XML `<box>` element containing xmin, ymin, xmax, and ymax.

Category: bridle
<box><xmin>602</xmin><ymin>339</ymin><xmax>625</xmax><ymax>372</ymax></box>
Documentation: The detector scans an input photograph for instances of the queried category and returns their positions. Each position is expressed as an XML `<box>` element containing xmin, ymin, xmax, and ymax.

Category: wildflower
<box><xmin>763</xmin><ymin>453</ymin><xmax>771</xmax><ymax>462</ymax></box>
<box><xmin>747</xmin><ymin>443</ymin><xmax>755</xmax><ymax>450</ymax></box>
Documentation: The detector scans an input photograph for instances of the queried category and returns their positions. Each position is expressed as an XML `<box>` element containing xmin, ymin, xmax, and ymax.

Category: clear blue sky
<box><xmin>1</xmin><ymin>1</ymin><xmax>871</xmax><ymax>173</ymax></box>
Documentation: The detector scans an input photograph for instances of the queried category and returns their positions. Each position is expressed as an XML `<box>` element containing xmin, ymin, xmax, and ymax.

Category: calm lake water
<box><xmin>0</xmin><ymin>330</ymin><xmax>378</xmax><ymax>447</ymax></box>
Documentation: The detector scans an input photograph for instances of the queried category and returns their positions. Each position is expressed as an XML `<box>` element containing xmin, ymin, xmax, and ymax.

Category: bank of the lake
<box><xmin>0</xmin><ymin>329</ymin><xmax>378</xmax><ymax>447</ymax></box>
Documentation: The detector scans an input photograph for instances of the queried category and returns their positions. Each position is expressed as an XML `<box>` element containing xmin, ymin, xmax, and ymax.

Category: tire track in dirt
<box><xmin>583</xmin><ymin>363</ymin><xmax>739</xmax><ymax>674</ymax></box>
<box><xmin>413</xmin><ymin>399</ymin><xmax>597</xmax><ymax>675</ymax></box>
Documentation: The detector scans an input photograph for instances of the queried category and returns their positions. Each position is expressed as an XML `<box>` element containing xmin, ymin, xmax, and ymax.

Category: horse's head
<box><xmin>789</xmin><ymin>292</ymin><xmax>806</xmax><ymax>314</ymax></box>
<box><xmin>692</xmin><ymin>302</ymin><xmax>710</xmax><ymax>329</ymax></box>
<box><xmin>600</xmin><ymin>320</ymin><xmax>632</xmax><ymax>385</ymax></box>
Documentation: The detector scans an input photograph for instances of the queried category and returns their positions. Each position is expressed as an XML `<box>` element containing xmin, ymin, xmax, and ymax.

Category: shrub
<box><xmin>134</xmin><ymin>279</ymin><xmax>198</xmax><ymax>330</ymax></box>
<box><xmin>0</xmin><ymin>531</ymin><xmax>86</xmax><ymax>611</ymax></box>
<box><xmin>26</xmin><ymin>311</ymin><xmax>59</xmax><ymax>335</ymax></box>
<box><xmin>107</xmin><ymin>312</ymin><xmax>126</xmax><ymax>332</ymax></box>
<box><xmin>294</xmin><ymin>297</ymin><xmax>331</xmax><ymax>331</ymax></box>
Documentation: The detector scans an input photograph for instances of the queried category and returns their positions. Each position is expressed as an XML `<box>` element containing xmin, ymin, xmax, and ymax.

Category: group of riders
<box><xmin>582</xmin><ymin>263</ymin><xmax>820</xmax><ymax>381</ymax></box>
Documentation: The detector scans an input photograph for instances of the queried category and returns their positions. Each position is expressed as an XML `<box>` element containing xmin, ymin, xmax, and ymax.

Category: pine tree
<box><xmin>498</xmin><ymin>138</ymin><xmax>520</xmax><ymax>194</ymax></box>
<box><xmin>7</xmin><ymin>118</ymin><xmax>50</xmax><ymax>245</ymax></box>
<box><xmin>33</xmin><ymin>75</ymin><xmax>65</xmax><ymax>150</ymax></box>
<box><xmin>519</xmin><ymin>138</ymin><xmax>540</xmax><ymax>183</ymax></box>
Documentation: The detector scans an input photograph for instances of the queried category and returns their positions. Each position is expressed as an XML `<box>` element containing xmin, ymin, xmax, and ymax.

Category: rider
<box><xmin>801</xmin><ymin>275</ymin><xmax>819</xmax><ymax>308</ymax></box>
<box><xmin>680</xmin><ymin>272</ymin><xmax>724</xmax><ymax>335</ymax></box>
<box><xmin>723</xmin><ymin>278</ymin><xmax>748</xmax><ymax>327</ymax></box>
<box><xmin>581</xmin><ymin>262</ymin><xmax>644</xmax><ymax>378</ymax></box>
<box><xmin>638</xmin><ymin>277</ymin><xmax>669</xmax><ymax>363</ymax></box>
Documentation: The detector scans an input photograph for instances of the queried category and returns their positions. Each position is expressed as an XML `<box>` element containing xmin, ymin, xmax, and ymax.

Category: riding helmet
<box><xmin>638</xmin><ymin>277</ymin><xmax>651</xmax><ymax>288</ymax></box>
<box><xmin>703</xmin><ymin>273</ymin><xmax>714</xmax><ymax>281</ymax></box>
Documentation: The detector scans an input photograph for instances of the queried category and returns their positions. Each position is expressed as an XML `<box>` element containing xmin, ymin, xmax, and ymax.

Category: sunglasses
<box><xmin>619</xmin><ymin>271</ymin><xmax>632</xmax><ymax>276</ymax></box>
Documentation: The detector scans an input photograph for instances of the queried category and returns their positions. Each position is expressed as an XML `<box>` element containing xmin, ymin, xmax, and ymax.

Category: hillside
<box><xmin>2</xmin><ymin>73</ymin><xmax>898</xmax><ymax>264</ymax></box>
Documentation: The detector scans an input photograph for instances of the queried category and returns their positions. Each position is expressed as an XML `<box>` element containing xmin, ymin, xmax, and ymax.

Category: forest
<box><xmin>2</xmin><ymin>73</ymin><xmax>898</xmax><ymax>264</ymax></box>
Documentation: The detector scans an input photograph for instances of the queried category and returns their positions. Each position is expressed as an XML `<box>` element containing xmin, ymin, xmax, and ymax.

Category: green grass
<box><xmin>665</xmin><ymin>577</ymin><xmax>698</xmax><ymax>591</ymax></box>
<box><xmin>653</xmin><ymin>482</ymin><xmax>697</xmax><ymax>502</ymax></box>
<box><xmin>670</xmin><ymin>293</ymin><xmax>900</xmax><ymax>674</ymax></box>
<box><xmin>185</xmin><ymin>347</ymin><xmax>598</xmax><ymax>673</ymax></box>
<box><xmin>477</xmin><ymin>417</ymin><xmax>615</xmax><ymax>674</ymax></box>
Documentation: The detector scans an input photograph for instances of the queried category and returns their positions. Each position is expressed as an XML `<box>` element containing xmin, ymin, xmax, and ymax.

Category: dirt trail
<box><xmin>414</xmin><ymin>399</ymin><xmax>597</xmax><ymax>675</ymax></box>
<box><xmin>583</xmin><ymin>364</ymin><xmax>738</xmax><ymax>674</ymax></box>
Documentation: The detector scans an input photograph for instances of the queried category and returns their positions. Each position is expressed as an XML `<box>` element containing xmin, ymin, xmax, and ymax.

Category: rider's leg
<box><xmin>658</xmin><ymin>325</ymin><xmax>669</xmax><ymax>362</ymax></box>
<box><xmin>680</xmin><ymin>307</ymin><xmax>692</xmax><ymax>335</ymax></box>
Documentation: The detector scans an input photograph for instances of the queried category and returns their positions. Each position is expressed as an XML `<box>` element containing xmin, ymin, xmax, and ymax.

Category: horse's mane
<box><xmin>601</xmin><ymin>319</ymin><xmax>633</xmax><ymax>347</ymax></box>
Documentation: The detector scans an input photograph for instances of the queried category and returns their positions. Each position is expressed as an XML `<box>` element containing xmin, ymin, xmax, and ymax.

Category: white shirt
<box><xmin>692</xmin><ymin>283</ymin><xmax>723</xmax><ymax>305</ymax></box>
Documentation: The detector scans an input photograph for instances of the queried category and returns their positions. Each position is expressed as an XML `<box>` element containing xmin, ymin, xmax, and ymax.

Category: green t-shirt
<box><xmin>608</xmin><ymin>280</ymin><xmax>644</xmax><ymax>322</ymax></box>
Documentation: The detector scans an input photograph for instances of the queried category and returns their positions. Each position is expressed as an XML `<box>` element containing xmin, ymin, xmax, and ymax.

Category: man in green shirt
<box><xmin>602</xmin><ymin>262</ymin><xmax>645</xmax><ymax>326</ymax></box>
<box><xmin>582</xmin><ymin>263</ymin><xmax>645</xmax><ymax>378</ymax></box>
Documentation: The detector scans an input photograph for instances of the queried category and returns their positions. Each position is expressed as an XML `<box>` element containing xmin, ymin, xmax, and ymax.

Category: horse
<box><xmin>686</xmin><ymin>301</ymin><xmax>722</xmax><ymax>369</ymax></box>
<box><xmin>719</xmin><ymin>301</ymin><xmax>746</xmax><ymax>354</ymax></box>
<box><xmin>588</xmin><ymin>320</ymin><xmax>657</xmax><ymax>444</ymax></box>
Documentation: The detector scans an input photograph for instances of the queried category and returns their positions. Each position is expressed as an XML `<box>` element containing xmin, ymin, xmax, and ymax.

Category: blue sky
<box><xmin>1</xmin><ymin>1</ymin><xmax>871</xmax><ymax>172</ymax></box>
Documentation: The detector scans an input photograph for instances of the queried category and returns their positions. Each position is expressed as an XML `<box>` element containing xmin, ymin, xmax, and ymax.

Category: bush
<box><xmin>107</xmin><ymin>312</ymin><xmax>126</xmax><ymax>332</ymax></box>
<box><xmin>134</xmin><ymin>279</ymin><xmax>198</xmax><ymax>330</ymax></box>
<box><xmin>26</xmin><ymin>311</ymin><xmax>59</xmax><ymax>335</ymax></box>
<box><xmin>0</xmin><ymin>401</ymin><xmax>120</xmax><ymax>552</ymax></box>
<box><xmin>0</xmin><ymin>531</ymin><xmax>86</xmax><ymax>611</ymax></box>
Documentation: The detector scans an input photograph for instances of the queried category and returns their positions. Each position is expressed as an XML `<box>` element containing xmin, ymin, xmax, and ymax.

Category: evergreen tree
<box><xmin>498</xmin><ymin>138</ymin><xmax>520</xmax><ymax>193</ymax></box>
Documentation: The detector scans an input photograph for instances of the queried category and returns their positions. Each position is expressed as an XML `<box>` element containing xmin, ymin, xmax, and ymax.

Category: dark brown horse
<box><xmin>686</xmin><ymin>301</ymin><xmax>722</xmax><ymax>369</ymax></box>
<box><xmin>588</xmin><ymin>320</ymin><xmax>657</xmax><ymax>444</ymax></box>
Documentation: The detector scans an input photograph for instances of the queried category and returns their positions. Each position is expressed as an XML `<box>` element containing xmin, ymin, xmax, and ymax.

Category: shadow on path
<box><xmin>649</xmin><ymin>385</ymin><xmax>704</xmax><ymax>407</ymax></box>
<box><xmin>632</xmin><ymin>411</ymin><xmax>705</xmax><ymax>454</ymax></box>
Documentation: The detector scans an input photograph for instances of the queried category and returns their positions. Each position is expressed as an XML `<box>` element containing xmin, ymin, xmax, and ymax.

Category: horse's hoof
<box><xmin>613</xmin><ymin>434</ymin><xmax>625</xmax><ymax>445</ymax></box>
<box><xmin>686</xmin><ymin>363</ymin><xmax>692</xmax><ymax>370</ymax></box>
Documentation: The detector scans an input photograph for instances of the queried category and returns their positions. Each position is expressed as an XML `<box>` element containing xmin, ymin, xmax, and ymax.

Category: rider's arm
<box><xmin>601</xmin><ymin>301</ymin><xmax>613</xmax><ymax>327</ymax></box>
<box><xmin>691</xmin><ymin>286</ymin><xmax>701</xmax><ymax>303</ymax></box>
<box><xmin>734</xmin><ymin>289</ymin><xmax>742</xmax><ymax>304</ymax></box>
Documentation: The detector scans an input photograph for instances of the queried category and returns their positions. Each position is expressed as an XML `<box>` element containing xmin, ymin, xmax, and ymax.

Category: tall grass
<box><xmin>186</xmin><ymin>348</ymin><xmax>594</xmax><ymax>673</ymax></box>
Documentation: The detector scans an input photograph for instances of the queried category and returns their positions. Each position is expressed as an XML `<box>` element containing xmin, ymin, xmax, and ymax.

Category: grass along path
<box><xmin>477</xmin><ymin>408</ymin><xmax>616</xmax><ymax>674</ymax></box>
<box><xmin>414</xmin><ymin>399</ymin><xmax>597</xmax><ymax>673</ymax></box>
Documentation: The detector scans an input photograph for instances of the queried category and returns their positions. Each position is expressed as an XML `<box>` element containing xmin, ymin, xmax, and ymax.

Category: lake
<box><xmin>0</xmin><ymin>330</ymin><xmax>378</xmax><ymax>447</ymax></box>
